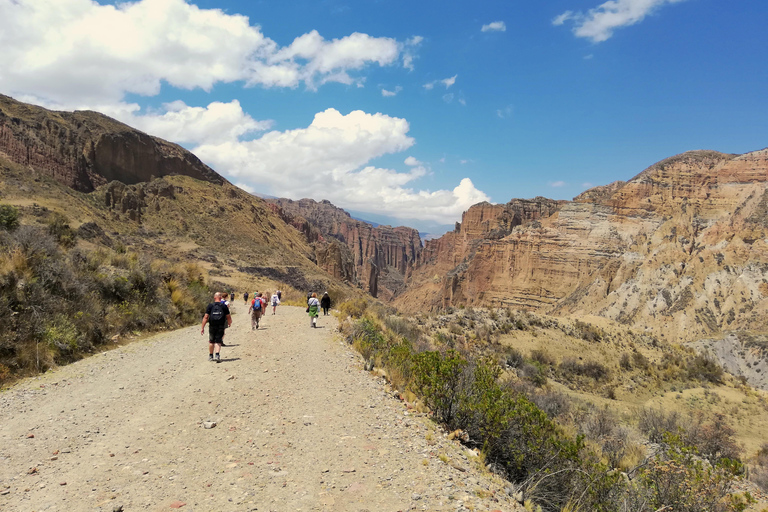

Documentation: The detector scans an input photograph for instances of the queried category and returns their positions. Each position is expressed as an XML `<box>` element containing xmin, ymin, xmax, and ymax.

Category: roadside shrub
<box><xmin>384</xmin><ymin>340</ymin><xmax>415</xmax><ymax>391</ymax></box>
<box><xmin>349</xmin><ymin>316</ymin><xmax>385</xmax><ymax>363</ymax></box>
<box><xmin>412</xmin><ymin>350</ymin><xmax>468</xmax><ymax>425</ymax></box>
<box><xmin>383</xmin><ymin>314</ymin><xmax>421</xmax><ymax>344</ymax></box>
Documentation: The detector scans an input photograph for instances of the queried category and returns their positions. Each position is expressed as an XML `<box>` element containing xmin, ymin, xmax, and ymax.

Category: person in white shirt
<box><xmin>307</xmin><ymin>292</ymin><xmax>320</xmax><ymax>328</ymax></box>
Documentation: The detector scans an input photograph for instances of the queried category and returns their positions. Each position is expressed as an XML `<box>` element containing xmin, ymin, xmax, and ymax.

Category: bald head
<box><xmin>214</xmin><ymin>292</ymin><xmax>222</xmax><ymax>301</ymax></box>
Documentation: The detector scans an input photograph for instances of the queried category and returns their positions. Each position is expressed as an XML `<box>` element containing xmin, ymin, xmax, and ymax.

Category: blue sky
<box><xmin>1</xmin><ymin>0</ymin><xmax>766</xmax><ymax>232</ymax></box>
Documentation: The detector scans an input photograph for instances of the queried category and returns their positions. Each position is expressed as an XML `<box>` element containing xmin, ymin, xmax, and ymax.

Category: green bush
<box><xmin>350</xmin><ymin>316</ymin><xmax>386</xmax><ymax>362</ymax></box>
<box><xmin>412</xmin><ymin>350</ymin><xmax>468</xmax><ymax>425</ymax></box>
<box><xmin>0</xmin><ymin>204</ymin><xmax>20</xmax><ymax>231</ymax></box>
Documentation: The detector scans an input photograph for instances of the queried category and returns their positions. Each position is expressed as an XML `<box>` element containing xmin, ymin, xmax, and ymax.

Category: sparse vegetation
<box><xmin>338</xmin><ymin>305</ymin><xmax>754</xmax><ymax>512</ymax></box>
<box><xmin>0</xmin><ymin>222</ymin><xmax>213</xmax><ymax>384</ymax></box>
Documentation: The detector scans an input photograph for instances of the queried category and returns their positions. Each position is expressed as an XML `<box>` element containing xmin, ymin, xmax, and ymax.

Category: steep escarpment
<box><xmin>0</xmin><ymin>94</ymin><xmax>224</xmax><ymax>192</ymax></box>
<box><xmin>268</xmin><ymin>198</ymin><xmax>422</xmax><ymax>299</ymax></box>
<box><xmin>401</xmin><ymin>148</ymin><xmax>768</xmax><ymax>344</ymax></box>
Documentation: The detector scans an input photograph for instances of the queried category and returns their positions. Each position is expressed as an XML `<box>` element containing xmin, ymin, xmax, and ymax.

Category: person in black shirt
<box><xmin>201</xmin><ymin>292</ymin><xmax>232</xmax><ymax>363</ymax></box>
<box><xmin>320</xmin><ymin>291</ymin><xmax>331</xmax><ymax>315</ymax></box>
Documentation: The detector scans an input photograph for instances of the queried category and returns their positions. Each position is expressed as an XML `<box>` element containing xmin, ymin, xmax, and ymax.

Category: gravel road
<box><xmin>1</xmin><ymin>303</ymin><xmax>521</xmax><ymax>512</ymax></box>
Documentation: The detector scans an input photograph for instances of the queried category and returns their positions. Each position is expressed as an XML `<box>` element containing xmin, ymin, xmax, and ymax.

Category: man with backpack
<box><xmin>248</xmin><ymin>292</ymin><xmax>264</xmax><ymax>330</ymax></box>
<box><xmin>201</xmin><ymin>292</ymin><xmax>232</xmax><ymax>363</ymax></box>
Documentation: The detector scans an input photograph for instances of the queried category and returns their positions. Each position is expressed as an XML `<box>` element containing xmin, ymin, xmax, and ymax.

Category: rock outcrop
<box><xmin>400</xmin><ymin>148</ymin><xmax>768</xmax><ymax>345</ymax></box>
<box><xmin>268</xmin><ymin>198</ymin><xmax>422</xmax><ymax>298</ymax></box>
<box><xmin>0</xmin><ymin>94</ymin><xmax>225</xmax><ymax>192</ymax></box>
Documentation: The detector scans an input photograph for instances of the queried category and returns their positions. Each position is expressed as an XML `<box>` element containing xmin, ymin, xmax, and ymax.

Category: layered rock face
<box><xmin>401</xmin><ymin>148</ymin><xmax>768</xmax><ymax>343</ymax></box>
<box><xmin>268</xmin><ymin>198</ymin><xmax>422</xmax><ymax>298</ymax></box>
<box><xmin>0</xmin><ymin>94</ymin><xmax>224</xmax><ymax>192</ymax></box>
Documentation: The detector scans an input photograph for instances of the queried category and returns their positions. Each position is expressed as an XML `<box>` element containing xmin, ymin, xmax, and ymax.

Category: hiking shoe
<box><xmin>215</xmin><ymin>354</ymin><xmax>221</xmax><ymax>363</ymax></box>
<box><xmin>208</xmin><ymin>354</ymin><xmax>214</xmax><ymax>362</ymax></box>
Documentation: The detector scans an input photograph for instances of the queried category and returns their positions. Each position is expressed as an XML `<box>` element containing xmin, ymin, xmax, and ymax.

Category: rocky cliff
<box><xmin>0</xmin><ymin>94</ymin><xmax>225</xmax><ymax>192</ymax></box>
<box><xmin>268</xmin><ymin>198</ymin><xmax>422</xmax><ymax>299</ymax></box>
<box><xmin>400</xmin><ymin>148</ymin><xmax>768</xmax><ymax>344</ymax></box>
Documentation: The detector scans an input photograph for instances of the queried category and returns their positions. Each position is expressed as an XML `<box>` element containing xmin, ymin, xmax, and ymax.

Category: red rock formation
<box><xmin>268</xmin><ymin>198</ymin><xmax>422</xmax><ymax>298</ymax></box>
<box><xmin>0</xmin><ymin>94</ymin><xmax>225</xmax><ymax>192</ymax></box>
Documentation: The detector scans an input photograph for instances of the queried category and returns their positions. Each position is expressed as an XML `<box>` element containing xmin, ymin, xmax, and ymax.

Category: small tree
<box><xmin>0</xmin><ymin>204</ymin><xmax>20</xmax><ymax>231</ymax></box>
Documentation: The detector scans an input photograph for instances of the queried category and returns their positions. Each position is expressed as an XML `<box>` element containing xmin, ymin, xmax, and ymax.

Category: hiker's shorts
<box><xmin>208</xmin><ymin>323</ymin><xmax>226</xmax><ymax>344</ymax></box>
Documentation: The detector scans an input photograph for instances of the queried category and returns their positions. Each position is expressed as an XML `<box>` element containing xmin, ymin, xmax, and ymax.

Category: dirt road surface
<box><xmin>1</xmin><ymin>303</ymin><xmax>521</xmax><ymax>511</ymax></box>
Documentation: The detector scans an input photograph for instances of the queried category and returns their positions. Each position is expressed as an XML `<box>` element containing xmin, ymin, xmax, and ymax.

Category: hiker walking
<box><xmin>244</xmin><ymin>291</ymin><xmax>249</xmax><ymax>305</ymax></box>
<box><xmin>248</xmin><ymin>292</ymin><xmax>263</xmax><ymax>330</ymax></box>
<box><xmin>270</xmin><ymin>291</ymin><xmax>280</xmax><ymax>315</ymax></box>
<box><xmin>201</xmin><ymin>292</ymin><xmax>231</xmax><ymax>363</ymax></box>
<box><xmin>307</xmin><ymin>292</ymin><xmax>320</xmax><ymax>328</ymax></box>
<box><xmin>320</xmin><ymin>291</ymin><xmax>331</xmax><ymax>316</ymax></box>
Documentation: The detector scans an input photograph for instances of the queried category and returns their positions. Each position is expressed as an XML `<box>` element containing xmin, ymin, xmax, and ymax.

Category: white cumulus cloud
<box><xmin>553</xmin><ymin>0</ymin><xmax>687</xmax><ymax>43</ymax></box>
<box><xmin>481</xmin><ymin>21</ymin><xmax>507</xmax><ymax>32</ymax></box>
<box><xmin>0</xmin><ymin>0</ymin><xmax>420</xmax><ymax>105</ymax></box>
<box><xmin>110</xmin><ymin>100</ymin><xmax>272</xmax><ymax>146</ymax></box>
<box><xmin>191</xmin><ymin>108</ymin><xmax>489</xmax><ymax>223</ymax></box>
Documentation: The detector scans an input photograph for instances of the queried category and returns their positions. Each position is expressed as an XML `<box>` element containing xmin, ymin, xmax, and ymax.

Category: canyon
<box><xmin>400</xmin><ymin>148</ymin><xmax>768</xmax><ymax>344</ymax></box>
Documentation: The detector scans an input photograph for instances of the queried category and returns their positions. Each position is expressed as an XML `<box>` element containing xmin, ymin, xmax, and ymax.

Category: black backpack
<box><xmin>210</xmin><ymin>302</ymin><xmax>225</xmax><ymax>322</ymax></box>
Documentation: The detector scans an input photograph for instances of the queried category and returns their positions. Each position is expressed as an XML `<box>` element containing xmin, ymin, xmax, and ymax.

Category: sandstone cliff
<box><xmin>268</xmin><ymin>198</ymin><xmax>422</xmax><ymax>299</ymax></box>
<box><xmin>0</xmin><ymin>94</ymin><xmax>225</xmax><ymax>192</ymax></box>
<box><xmin>400</xmin><ymin>148</ymin><xmax>768</xmax><ymax>345</ymax></box>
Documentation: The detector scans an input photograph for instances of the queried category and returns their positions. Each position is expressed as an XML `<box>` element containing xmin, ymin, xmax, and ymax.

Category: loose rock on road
<box><xmin>1</xmin><ymin>303</ymin><xmax>521</xmax><ymax>511</ymax></box>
